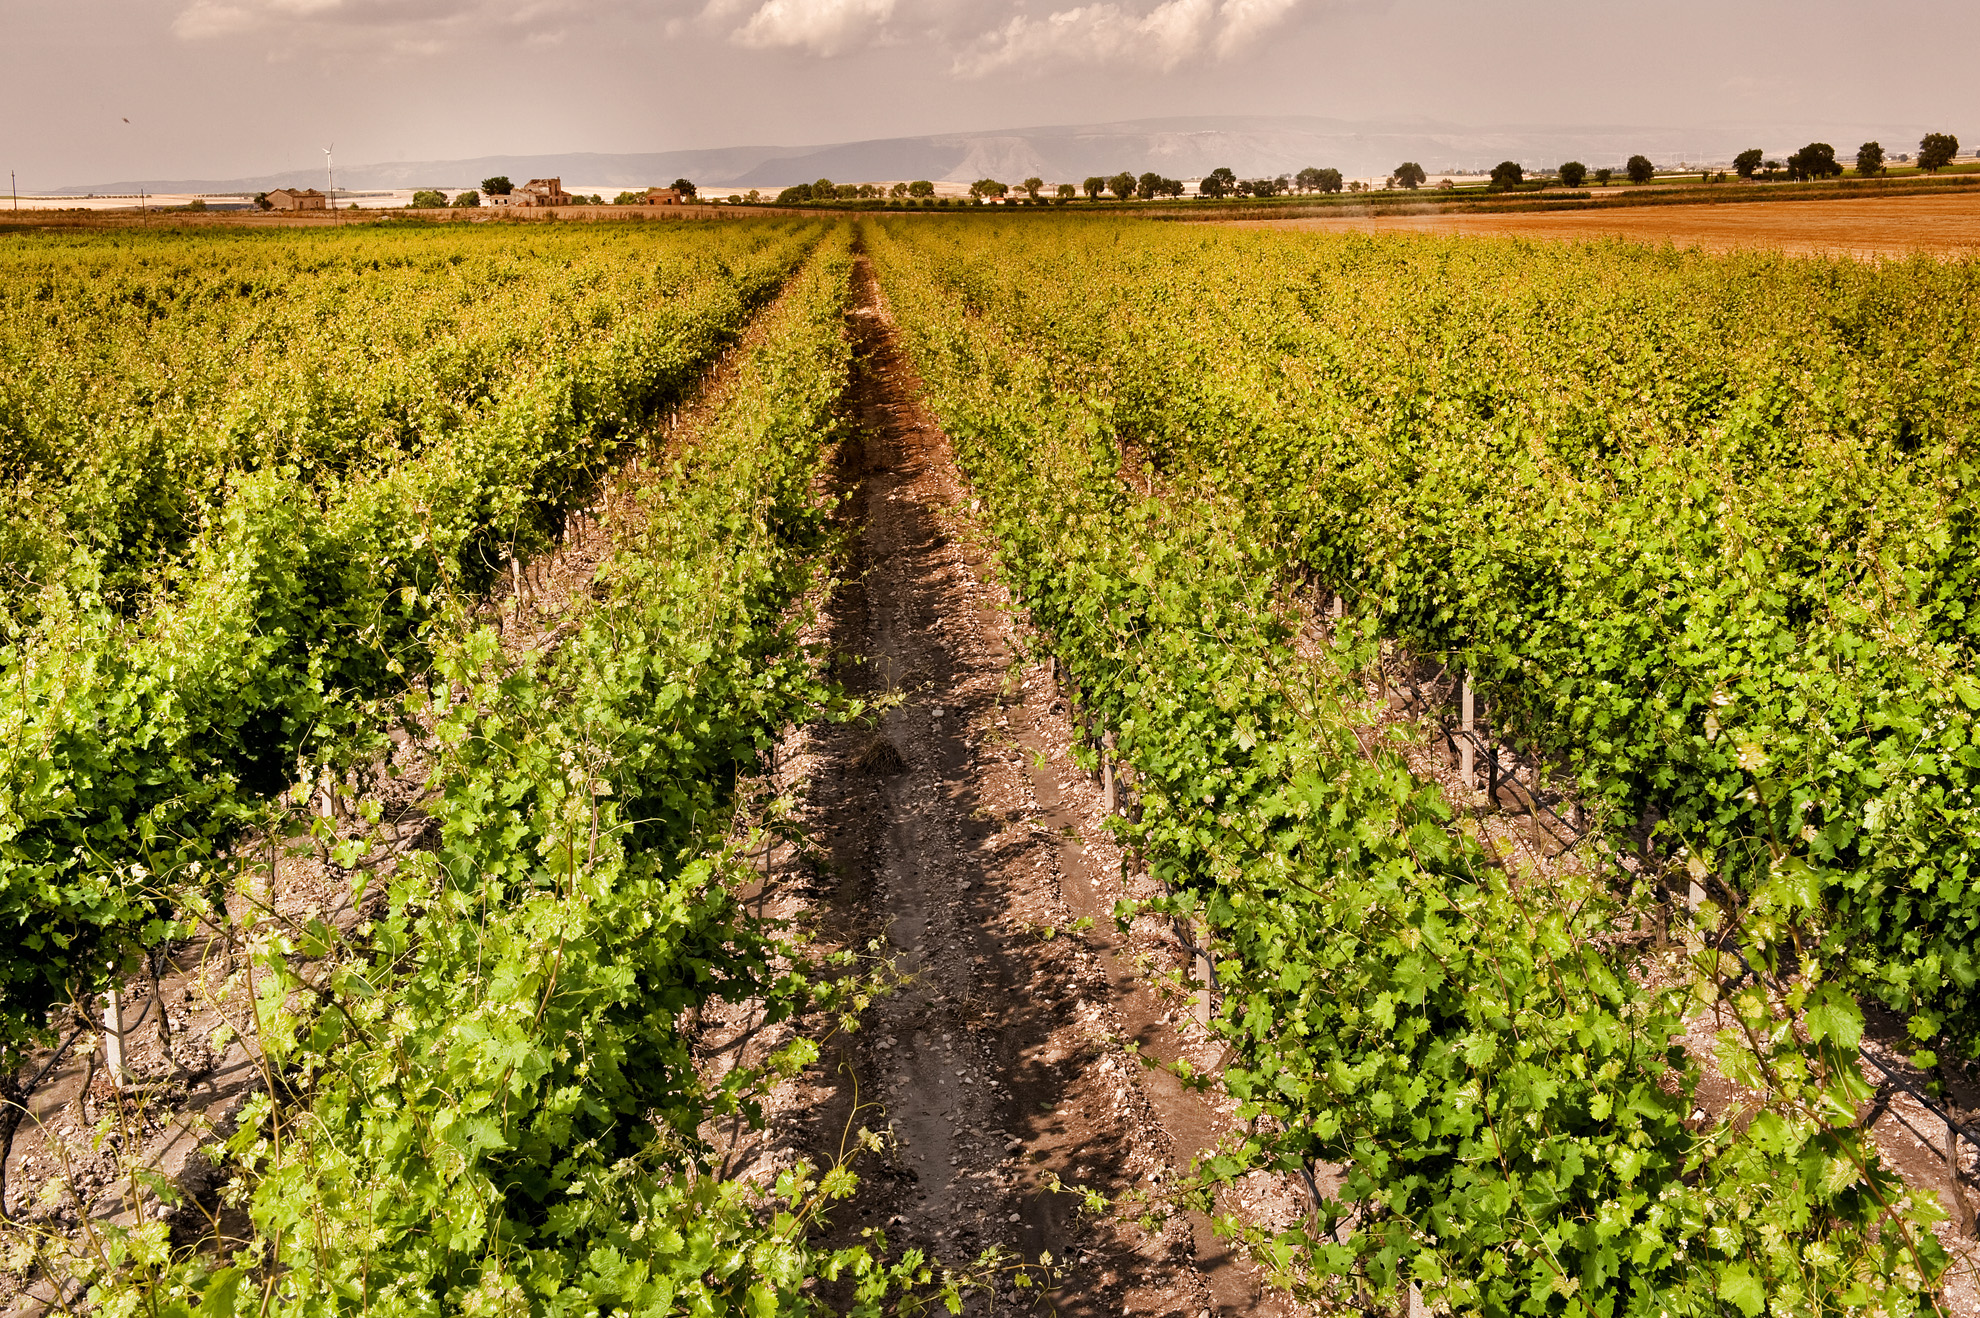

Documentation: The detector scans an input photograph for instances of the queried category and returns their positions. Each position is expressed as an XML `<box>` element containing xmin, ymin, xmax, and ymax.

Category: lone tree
<box><xmin>1082</xmin><ymin>176</ymin><xmax>1107</xmax><ymax>200</ymax></box>
<box><xmin>1136</xmin><ymin>171</ymin><xmax>1162</xmax><ymax>200</ymax></box>
<box><xmin>1056</xmin><ymin>183</ymin><xmax>1075</xmax><ymax>199</ymax></box>
<box><xmin>1784</xmin><ymin>143</ymin><xmax>1841</xmax><ymax>181</ymax></box>
<box><xmin>1198</xmin><ymin>166</ymin><xmax>1237</xmax><ymax>198</ymax></box>
<box><xmin>1733</xmin><ymin>148</ymin><xmax>1764</xmax><ymax>179</ymax></box>
<box><xmin>1919</xmin><ymin>133</ymin><xmax>1961</xmax><ymax>172</ymax></box>
<box><xmin>1856</xmin><ymin>142</ymin><xmax>1885</xmax><ymax>176</ymax></box>
<box><xmin>672</xmin><ymin>178</ymin><xmax>698</xmax><ymax>199</ymax></box>
<box><xmin>452</xmin><ymin>190</ymin><xmax>481</xmax><ymax>207</ymax></box>
<box><xmin>1593</xmin><ymin>167</ymin><xmax>1613</xmax><ymax>186</ymax></box>
<box><xmin>1489</xmin><ymin>160</ymin><xmax>1524</xmax><ymax>188</ymax></box>
<box><xmin>968</xmin><ymin>178</ymin><xmax>1008</xmax><ymax>199</ymax></box>
<box><xmin>1558</xmin><ymin>160</ymin><xmax>1587</xmax><ymax>187</ymax></box>
<box><xmin>1393</xmin><ymin>161</ymin><xmax>1427</xmax><ymax>190</ymax></box>
<box><xmin>1316</xmin><ymin>167</ymin><xmax>1343</xmax><ymax>194</ymax></box>
<box><xmin>1107</xmin><ymin>171</ymin><xmax>1136</xmax><ymax>200</ymax></box>
<box><xmin>410</xmin><ymin>189</ymin><xmax>447</xmax><ymax>208</ymax></box>
<box><xmin>481</xmin><ymin>175</ymin><xmax>513</xmax><ymax>195</ymax></box>
<box><xmin>1294</xmin><ymin>166</ymin><xmax>1324</xmax><ymax>192</ymax></box>
<box><xmin>1625</xmin><ymin>154</ymin><xmax>1655</xmax><ymax>184</ymax></box>
<box><xmin>908</xmin><ymin>180</ymin><xmax>935</xmax><ymax>197</ymax></box>
<box><xmin>1022</xmin><ymin>176</ymin><xmax>1044</xmax><ymax>199</ymax></box>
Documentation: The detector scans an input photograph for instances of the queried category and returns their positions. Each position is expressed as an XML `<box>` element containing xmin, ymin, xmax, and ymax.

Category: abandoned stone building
<box><xmin>265</xmin><ymin>188</ymin><xmax>327</xmax><ymax>211</ymax></box>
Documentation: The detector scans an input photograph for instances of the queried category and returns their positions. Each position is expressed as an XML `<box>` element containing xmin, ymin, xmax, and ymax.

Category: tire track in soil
<box><xmin>781</xmin><ymin>256</ymin><xmax>1298</xmax><ymax>1316</ymax></box>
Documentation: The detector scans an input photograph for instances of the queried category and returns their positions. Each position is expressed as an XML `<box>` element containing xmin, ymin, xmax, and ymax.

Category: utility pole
<box><xmin>11</xmin><ymin>171</ymin><xmax>16</xmax><ymax>212</ymax></box>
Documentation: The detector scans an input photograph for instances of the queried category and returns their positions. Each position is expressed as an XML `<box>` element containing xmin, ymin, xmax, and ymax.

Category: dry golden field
<box><xmin>1239</xmin><ymin>190</ymin><xmax>1980</xmax><ymax>258</ymax></box>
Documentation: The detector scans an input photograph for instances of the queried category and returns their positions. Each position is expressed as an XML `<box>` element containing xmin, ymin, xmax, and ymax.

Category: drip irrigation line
<box><xmin>1857</xmin><ymin>1046</ymin><xmax>1980</xmax><ymax>1150</ymax></box>
<box><xmin>1717</xmin><ymin>938</ymin><xmax>1980</xmax><ymax>1168</ymax></box>
<box><xmin>1390</xmin><ymin>656</ymin><xmax>1979</xmax><ymax>1167</ymax></box>
<box><xmin>1371</xmin><ymin>655</ymin><xmax>1585</xmax><ymax>850</ymax></box>
<box><xmin>22</xmin><ymin>1025</ymin><xmax>89</xmax><ymax>1098</ymax></box>
<box><xmin>1447</xmin><ymin>725</ymin><xmax>1584</xmax><ymax>848</ymax></box>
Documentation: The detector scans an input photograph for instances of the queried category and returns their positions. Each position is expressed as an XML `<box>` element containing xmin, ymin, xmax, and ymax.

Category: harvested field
<box><xmin>1232</xmin><ymin>190</ymin><xmax>1980</xmax><ymax>257</ymax></box>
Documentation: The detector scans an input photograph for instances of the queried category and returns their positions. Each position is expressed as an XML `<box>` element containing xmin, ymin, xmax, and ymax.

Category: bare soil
<box><xmin>703</xmin><ymin>258</ymin><xmax>1312</xmax><ymax>1316</ymax></box>
<box><xmin>1239</xmin><ymin>191</ymin><xmax>1980</xmax><ymax>258</ymax></box>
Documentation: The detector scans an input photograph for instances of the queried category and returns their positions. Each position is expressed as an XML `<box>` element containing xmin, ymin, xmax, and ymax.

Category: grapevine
<box><xmin>867</xmin><ymin>216</ymin><xmax>1950</xmax><ymax>1314</ymax></box>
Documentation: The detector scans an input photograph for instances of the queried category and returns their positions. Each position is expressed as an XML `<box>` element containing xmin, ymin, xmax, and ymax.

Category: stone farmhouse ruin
<box><xmin>488</xmin><ymin>178</ymin><xmax>574</xmax><ymax>207</ymax></box>
<box><xmin>266</xmin><ymin>188</ymin><xmax>326</xmax><ymax>211</ymax></box>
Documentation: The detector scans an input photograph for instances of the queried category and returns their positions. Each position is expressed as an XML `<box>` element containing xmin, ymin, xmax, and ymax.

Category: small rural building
<box><xmin>511</xmin><ymin>178</ymin><xmax>573</xmax><ymax>207</ymax></box>
<box><xmin>643</xmin><ymin>187</ymin><xmax>684</xmax><ymax>205</ymax></box>
<box><xmin>266</xmin><ymin>188</ymin><xmax>326</xmax><ymax>211</ymax></box>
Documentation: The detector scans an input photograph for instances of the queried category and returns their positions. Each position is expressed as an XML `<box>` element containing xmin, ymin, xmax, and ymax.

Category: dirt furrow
<box><xmin>727</xmin><ymin>258</ymin><xmax>1305</xmax><ymax>1316</ymax></box>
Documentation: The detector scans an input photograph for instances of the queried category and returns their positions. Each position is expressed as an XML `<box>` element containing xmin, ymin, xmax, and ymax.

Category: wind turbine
<box><xmin>323</xmin><ymin>144</ymin><xmax>335</xmax><ymax>199</ymax></box>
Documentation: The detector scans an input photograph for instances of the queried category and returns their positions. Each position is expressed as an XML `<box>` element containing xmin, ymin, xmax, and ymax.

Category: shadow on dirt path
<box><xmin>769</xmin><ymin>254</ymin><xmax>1296</xmax><ymax>1316</ymax></box>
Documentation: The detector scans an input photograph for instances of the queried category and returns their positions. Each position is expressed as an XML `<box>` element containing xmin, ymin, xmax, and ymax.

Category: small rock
<box><xmin>1008</xmin><ymin>1212</ymin><xmax>1022</xmax><ymax>1223</ymax></box>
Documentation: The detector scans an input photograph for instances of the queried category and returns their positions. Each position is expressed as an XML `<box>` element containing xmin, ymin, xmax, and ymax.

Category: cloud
<box><xmin>730</xmin><ymin>0</ymin><xmax>896</xmax><ymax>55</ymax></box>
<box><xmin>951</xmin><ymin>0</ymin><xmax>1302</xmax><ymax>76</ymax></box>
<box><xmin>172</xmin><ymin>0</ymin><xmax>619</xmax><ymax>51</ymax></box>
<box><xmin>173</xmin><ymin>0</ymin><xmax>1301</xmax><ymax>69</ymax></box>
<box><xmin>1209</xmin><ymin>0</ymin><xmax>1297</xmax><ymax>55</ymax></box>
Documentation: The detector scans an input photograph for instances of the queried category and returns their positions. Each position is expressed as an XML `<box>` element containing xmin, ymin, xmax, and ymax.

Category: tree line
<box><xmin>766</xmin><ymin>131</ymin><xmax>1967</xmax><ymax>209</ymax></box>
<box><xmin>1733</xmin><ymin>132</ymin><xmax>1962</xmax><ymax>181</ymax></box>
<box><xmin>398</xmin><ymin>177</ymin><xmax>703</xmax><ymax>209</ymax></box>
<box><xmin>398</xmin><ymin>132</ymin><xmax>1971</xmax><ymax>215</ymax></box>
<box><xmin>1480</xmin><ymin>132</ymin><xmax>1965</xmax><ymax>192</ymax></box>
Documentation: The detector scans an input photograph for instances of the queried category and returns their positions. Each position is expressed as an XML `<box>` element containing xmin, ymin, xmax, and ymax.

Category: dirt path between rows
<box><xmin>718</xmin><ymin>258</ymin><xmax>1310</xmax><ymax>1315</ymax></box>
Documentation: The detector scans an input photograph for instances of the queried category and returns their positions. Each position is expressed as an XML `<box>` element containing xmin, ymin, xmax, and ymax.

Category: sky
<box><xmin>5</xmin><ymin>0</ymin><xmax>1977</xmax><ymax>189</ymax></box>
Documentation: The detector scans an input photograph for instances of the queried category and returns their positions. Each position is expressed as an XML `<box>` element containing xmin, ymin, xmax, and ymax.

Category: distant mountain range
<box><xmin>53</xmin><ymin>114</ymin><xmax>1931</xmax><ymax>194</ymax></box>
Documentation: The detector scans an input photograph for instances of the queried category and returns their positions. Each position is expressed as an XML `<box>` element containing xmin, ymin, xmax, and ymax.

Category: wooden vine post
<box><xmin>103</xmin><ymin>981</ymin><xmax>130</xmax><ymax>1085</ymax></box>
<box><xmin>1101</xmin><ymin>731</ymin><xmax>1117</xmax><ymax>815</ymax></box>
<box><xmin>1459</xmin><ymin>673</ymin><xmax>1476</xmax><ymax>794</ymax></box>
<box><xmin>1192</xmin><ymin>926</ymin><xmax>1213</xmax><ymax>1029</ymax></box>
